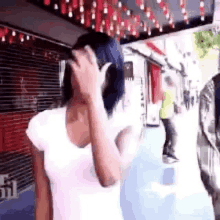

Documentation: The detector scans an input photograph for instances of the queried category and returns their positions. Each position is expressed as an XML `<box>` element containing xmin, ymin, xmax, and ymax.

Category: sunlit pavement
<box><xmin>174</xmin><ymin>104</ymin><xmax>214</xmax><ymax>219</ymax></box>
<box><xmin>120</xmin><ymin>103</ymin><xmax>215</xmax><ymax>220</ymax></box>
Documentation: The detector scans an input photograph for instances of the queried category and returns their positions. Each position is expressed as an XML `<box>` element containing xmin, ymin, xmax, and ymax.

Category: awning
<box><xmin>28</xmin><ymin>0</ymin><xmax>215</xmax><ymax>44</ymax></box>
<box><xmin>125</xmin><ymin>44</ymin><xmax>165</xmax><ymax>67</ymax></box>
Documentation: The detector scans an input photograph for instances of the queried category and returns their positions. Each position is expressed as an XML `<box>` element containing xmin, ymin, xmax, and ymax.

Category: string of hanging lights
<box><xmin>29</xmin><ymin>0</ymin><xmax>213</xmax><ymax>43</ymax></box>
<box><xmin>200</xmin><ymin>0</ymin><xmax>205</xmax><ymax>21</ymax></box>
<box><xmin>180</xmin><ymin>0</ymin><xmax>189</xmax><ymax>24</ymax></box>
<box><xmin>156</xmin><ymin>0</ymin><xmax>174</xmax><ymax>29</ymax></box>
<box><xmin>0</xmin><ymin>25</ymin><xmax>61</xmax><ymax>62</ymax></box>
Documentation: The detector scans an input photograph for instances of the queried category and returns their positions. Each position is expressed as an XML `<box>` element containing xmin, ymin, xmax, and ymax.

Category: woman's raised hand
<box><xmin>68</xmin><ymin>45</ymin><xmax>104</xmax><ymax>104</ymax></box>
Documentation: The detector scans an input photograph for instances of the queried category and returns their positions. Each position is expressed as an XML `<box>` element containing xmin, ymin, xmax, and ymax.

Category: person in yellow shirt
<box><xmin>160</xmin><ymin>76</ymin><xmax>179</xmax><ymax>164</ymax></box>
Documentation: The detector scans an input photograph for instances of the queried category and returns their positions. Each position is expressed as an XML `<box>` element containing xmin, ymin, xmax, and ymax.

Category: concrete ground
<box><xmin>120</xmin><ymin>103</ymin><xmax>215</xmax><ymax>220</ymax></box>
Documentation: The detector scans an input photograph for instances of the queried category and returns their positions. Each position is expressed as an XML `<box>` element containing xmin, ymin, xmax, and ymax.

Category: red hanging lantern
<box><xmin>1</xmin><ymin>35</ymin><xmax>6</xmax><ymax>42</ymax></box>
<box><xmin>126</xmin><ymin>9</ymin><xmax>131</xmax><ymax>17</ymax></box>
<box><xmin>159</xmin><ymin>1</ymin><xmax>165</xmax><ymax>8</ymax></box>
<box><xmin>122</xmin><ymin>5</ymin><xmax>127</xmax><ymax>12</ymax></box>
<box><xmin>103</xmin><ymin>1</ymin><xmax>108</xmax><ymax>14</ymax></box>
<box><xmin>145</xmin><ymin>7</ymin><xmax>152</xmax><ymax>18</ymax></box>
<box><xmin>200</xmin><ymin>1</ymin><xmax>204</xmax><ymax>12</ymax></box>
<box><xmin>91</xmin><ymin>0</ymin><xmax>97</xmax><ymax>8</ymax></box>
<box><xmin>143</xmin><ymin>23</ymin><xmax>147</xmax><ymax>32</ymax></box>
<box><xmin>124</xmin><ymin>19</ymin><xmax>128</xmax><ymax>29</ymax></box>
<box><xmin>181</xmin><ymin>7</ymin><xmax>187</xmax><ymax>15</ymax></box>
<box><xmin>79</xmin><ymin>0</ymin><xmax>84</xmax><ymax>13</ymax></box>
<box><xmin>80</xmin><ymin>13</ymin><xmax>85</xmax><ymax>24</ymax></box>
<box><xmin>200</xmin><ymin>10</ymin><xmax>205</xmax><ymax>17</ymax></box>
<box><xmin>180</xmin><ymin>0</ymin><xmax>185</xmax><ymax>8</ymax></box>
<box><xmin>44</xmin><ymin>0</ymin><xmax>50</xmax><ymax>6</ymax></box>
<box><xmin>84</xmin><ymin>9</ymin><xmax>91</xmax><ymax>27</ymax></box>
<box><xmin>68</xmin><ymin>6</ymin><xmax>73</xmax><ymax>17</ymax></box>
<box><xmin>4</xmin><ymin>28</ymin><xmax>9</xmax><ymax>35</ymax></box>
<box><xmin>0</xmin><ymin>28</ymin><xmax>5</xmax><ymax>38</ymax></box>
<box><xmin>110</xmin><ymin>21</ymin><xmax>114</xmax><ymax>31</ymax></box>
<box><xmin>136</xmin><ymin>0</ymin><xmax>143</xmax><ymax>9</ymax></box>
<box><xmin>116</xmin><ymin>24</ymin><xmax>120</xmax><ymax>35</ymax></box>
<box><xmin>127</xmin><ymin>20</ymin><xmax>131</xmax><ymax>32</ymax></box>
<box><xmin>97</xmin><ymin>0</ymin><xmax>103</xmax><ymax>11</ymax></box>
<box><xmin>200</xmin><ymin>6</ymin><xmax>204</xmax><ymax>13</ymax></box>
<box><xmin>117</xmin><ymin>11</ymin><xmax>122</xmax><ymax>24</ymax></box>
<box><xmin>163</xmin><ymin>6</ymin><xmax>168</xmax><ymax>15</ymax></box>
<box><xmin>91</xmin><ymin>7</ymin><xmax>96</xmax><ymax>20</ymax></box>
<box><xmin>108</xmin><ymin>5</ymin><xmax>114</xmax><ymax>18</ymax></box>
<box><xmin>135</xmin><ymin>15</ymin><xmax>140</xmax><ymax>24</ymax></box>
<box><xmin>117</xmin><ymin>1</ymin><xmax>122</xmax><ymax>8</ymax></box>
<box><xmin>19</xmin><ymin>33</ymin><xmax>24</xmax><ymax>42</ymax></box>
<box><xmin>113</xmin><ymin>11</ymin><xmax>117</xmax><ymax>21</ymax></box>
<box><xmin>120</xmin><ymin>30</ymin><xmax>124</xmax><ymax>37</ymax></box>
<box><xmin>149</xmin><ymin>13</ymin><xmax>154</xmax><ymax>20</ymax></box>
<box><xmin>9</xmin><ymin>36</ymin><xmax>14</xmax><ymax>44</ymax></box>
<box><xmin>112</xmin><ymin>0</ymin><xmax>118</xmax><ymax>5</ymax></box>
<box><xmin>60</xmin><ymin>0</ymin><xmax>67</xmax><ymax>15</ymax></box>
<box><xmin>104</xmin><ymin>16</ymin><xmax>111</xmax><ymax>31</ymax></box>
<box><xmin>95</xmin><ymin>9</ymin><xmax>102</xmax><ymax>32</ymax></box>
<box><xmin>72</xmin><ymin>0</ymin><xmax>78</xmax><ymax>10</ymax></box>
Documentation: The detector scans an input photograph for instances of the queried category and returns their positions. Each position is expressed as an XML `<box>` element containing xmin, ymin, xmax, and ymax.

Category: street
<box><xmin>120</xmin><ymin>103</ymin><xmax>215</xmax><ymax>220</ymax></box>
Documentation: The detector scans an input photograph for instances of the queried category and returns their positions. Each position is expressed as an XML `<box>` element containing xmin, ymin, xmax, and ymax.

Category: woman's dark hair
<box><xmin>61</xmin><ymin>32</ymin><xmax>125</xmax><ymax>116</ymax></box>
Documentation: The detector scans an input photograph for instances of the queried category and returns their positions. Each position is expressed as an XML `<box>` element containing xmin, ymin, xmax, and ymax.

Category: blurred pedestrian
<box><xmin>187</xmin><ymin>90</ymin><xmax>190</xmax><ymax>110</ymax></box>
<box><xmin>160</xmin><ymin>76</ymin><xmax>179</xmax><ymax>164</ymax></box>
<box><xmin>184</xmin><ymin>90</ymin><xmax>188</xmax><ymax>110</ymax></box>
<box><xmin>191</xmin><ymin>96</ymin><xmax>194</xmax><ymax>107</ymax></box>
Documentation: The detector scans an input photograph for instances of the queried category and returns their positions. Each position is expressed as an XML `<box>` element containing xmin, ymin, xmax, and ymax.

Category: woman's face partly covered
<box><xmin>70</xmin><ymin>48</ymin><xmax>109</xmax><ymax>99</ymax></box>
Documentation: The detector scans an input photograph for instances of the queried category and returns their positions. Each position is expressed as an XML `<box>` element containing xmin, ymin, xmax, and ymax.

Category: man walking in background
<box><xmin>184</xmin><ymin>90</ymin><xmax>188</xmax><ymax>110</ymax></box>
<box><xmin>191</xmin><ymin>95</ymin><xmax>195</xmax><ymax>107</ymax></box>
<box><xmin>160</xmin><ymin>76</ymin><xmax>179</xmax><ymax>164</ymax></box>
<box><xmin>187</xmin><ymin>90</ymin><xmax>190</xmax><ymax>110</ymax></box>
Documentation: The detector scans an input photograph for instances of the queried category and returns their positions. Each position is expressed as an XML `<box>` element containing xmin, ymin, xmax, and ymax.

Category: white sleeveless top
<box><xmin>26</xmin><ymin>106</ymin><xmax>124</xmax><ymax>220</ymax></box>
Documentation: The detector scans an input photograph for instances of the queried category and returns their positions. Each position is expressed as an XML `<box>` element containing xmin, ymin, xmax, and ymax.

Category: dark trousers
<box><xmin>162</xmin><ymin>118</ymin><xmax>178</xmax><ymax>156</ymax></box>
<box><xmin>185</xmin><ymin>99</ymin><xmax>190</xmax><ymax>110</ymax></box>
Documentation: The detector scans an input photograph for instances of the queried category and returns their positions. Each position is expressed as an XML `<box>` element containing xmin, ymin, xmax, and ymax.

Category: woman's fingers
<box><xmin>72</xmin><ymin>46</ymin><xmax>97</xmax><ymax>67</ymax></box>
<box><xmin>84</xmin><ymin>45</ymin><xmax>97</xmax><ymax>64</ymax></box>
<box><xmin>67</xmin><ymin>59</ymin><xmax>80</xmax><ymax>76</ymax></box>
<box><xmin>72</xmin><ymin>50</ymin><xmax>84</xmax><ymax>67</ymax></box>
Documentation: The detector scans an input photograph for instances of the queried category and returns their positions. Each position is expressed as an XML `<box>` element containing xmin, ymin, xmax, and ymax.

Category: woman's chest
<box><xmin>43</xmin><ymin>131</ymin><xmax>99</xmax><ymax>187</ymax></box>
<box><xmin>66</xmin><ymin>121</ymin><xmax>90</xmax><ymax>148</ymax></box>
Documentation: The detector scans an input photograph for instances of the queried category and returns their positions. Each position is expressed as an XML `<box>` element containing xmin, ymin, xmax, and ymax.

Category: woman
<box><xmin>160</xmin><ymin>76</ymin><xmax>179</xmax><ymax>164</ymax></box>
<box><xmin>26</xmin><ymin>32</ymin><xmax>141</xmax><ymax>220</ymax></box>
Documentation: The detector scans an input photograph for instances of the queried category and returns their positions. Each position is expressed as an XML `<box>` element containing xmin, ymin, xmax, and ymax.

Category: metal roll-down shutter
<box><xmin>0</xmin><ymin>28</ymin><xmax>69</xmax><ymax>203</ymax></box>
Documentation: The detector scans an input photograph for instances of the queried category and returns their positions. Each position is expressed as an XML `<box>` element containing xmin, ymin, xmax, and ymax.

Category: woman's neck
<box><xmin>67</xmin><ymin>98</ymin><xmax>88</xmax><ymax>123</ymax></box>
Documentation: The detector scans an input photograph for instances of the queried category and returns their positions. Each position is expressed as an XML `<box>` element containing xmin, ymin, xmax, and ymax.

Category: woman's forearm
<box><xmin>87</xmin><ymin>98</ymin><xmax>121</xmax><ymax>187</ymax></box>
<box><xmin>35</xmin><ymin>201</ymin><xmax>50</xmax><ymax>220</ymax></box>
<box><xmin>35</xmin><ymin>188</ymin><xmax>52</xmax><ymax>220</ymax></box>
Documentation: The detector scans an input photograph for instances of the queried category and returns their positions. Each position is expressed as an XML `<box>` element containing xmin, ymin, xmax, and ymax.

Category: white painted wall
<box><xmin>113</xmin><ymin>47</ymin><xmax>147</xmax><ymax>127</ymax></box>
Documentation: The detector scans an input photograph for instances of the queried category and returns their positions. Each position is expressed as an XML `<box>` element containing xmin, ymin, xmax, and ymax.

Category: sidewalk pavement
<box><xmin>120</xmin><ymin>122</ymin><xmax>177</xmax><ymax>220</ymax></box>
<box><xmin>0</xmin><ymin>185</ymin><xmax>34</xmax><ymax>219</ymax></box>
<box><xmin>120</xmin><ymin>104</ymin><xmax>215</xmax><ymax>220</ymax></box>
